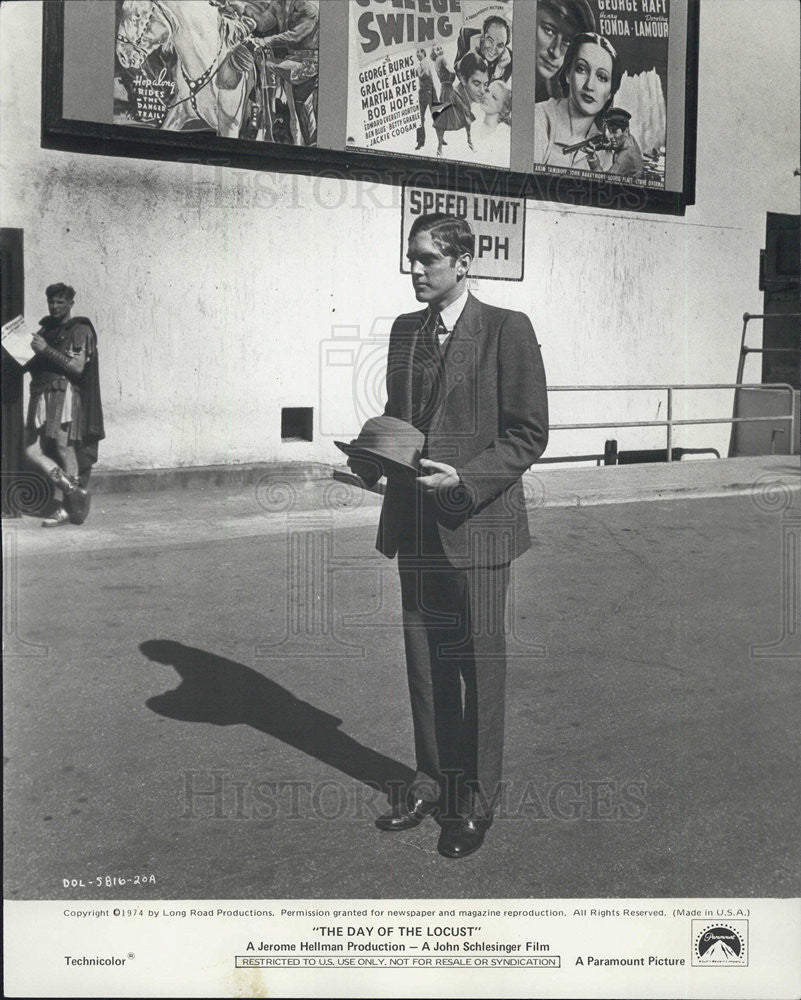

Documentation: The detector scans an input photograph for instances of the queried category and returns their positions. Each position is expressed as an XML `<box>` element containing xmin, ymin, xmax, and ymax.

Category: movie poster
<box><xmin>347</xmin><ymin>0</ymin><xmax>514</xmax><ymax>169</ymax></box>
<box><xmin>113</xmin><ymin>1</ymin><xmax>319</xmax><ymax>146</ymax></box>
<box><xmin>532</xmin><ymin>0</ymin><xmax>669</xmax><ymax>188</ymax></box>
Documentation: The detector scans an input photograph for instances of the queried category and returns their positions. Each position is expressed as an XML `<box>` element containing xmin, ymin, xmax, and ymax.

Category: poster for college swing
<box><xmin>532</xmin><ymin>0</ymin><xmax>670</xmax><ymax>189</ymax></box>
<box><xmin>347</xmin><ymin>0</ymin><xmax>515</xmax><ymax>169</ymax></box>
<box><xmin>113</xmin><ymin>0</ymin><xmax>320</xmax><ymax>146</ymax></box>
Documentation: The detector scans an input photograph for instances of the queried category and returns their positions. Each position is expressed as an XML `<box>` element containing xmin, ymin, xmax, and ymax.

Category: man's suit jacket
<box><xmin>375</xmin><ymin>293</ymin><xmax>548</xmax><ymax>568</ymax></box>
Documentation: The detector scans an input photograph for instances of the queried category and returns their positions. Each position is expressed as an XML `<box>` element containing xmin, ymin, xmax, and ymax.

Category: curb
<box><xmin>89</xmin><ymin>462</ymin><xmax>340</xmax><ymax>494</ymax></box>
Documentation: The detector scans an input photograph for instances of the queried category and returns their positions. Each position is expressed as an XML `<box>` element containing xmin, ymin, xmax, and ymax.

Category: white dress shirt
<box><xmin>433</xmin><ymin>284</ymin><xmax>469</xmax><ymax>350</ymax></box>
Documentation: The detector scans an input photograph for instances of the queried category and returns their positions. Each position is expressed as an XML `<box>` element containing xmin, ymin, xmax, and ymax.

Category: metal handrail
<box><xmin>548</xmin><ymin>382</ymin><xmax>797</xmax><ymax>462</ymax></box>
<box><xmin>736</xmin><ymin>312</ymin><xmax>801</xmax><ymax>385</ymax></box>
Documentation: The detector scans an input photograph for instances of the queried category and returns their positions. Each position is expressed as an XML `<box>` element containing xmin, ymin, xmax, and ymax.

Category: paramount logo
<box><xmin>691</xmin><ymin>922</ymin><xmax>748</xmax><ymax>967</ymax></box>
<box><xmin>701</xmin><ymin>937</ymin><xmax>739</xmax><ymax>961</ymax></box>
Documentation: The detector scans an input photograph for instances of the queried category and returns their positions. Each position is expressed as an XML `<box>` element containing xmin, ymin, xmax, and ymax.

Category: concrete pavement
<box><xmin>3</xmin><ymin>455</ymin><xmax>800</xmax><ymax>900</ymax></box>
<box><xmin>6</xmin><ymin>454</ymin><xmax>799</xmax><ymax>555</ymax></box>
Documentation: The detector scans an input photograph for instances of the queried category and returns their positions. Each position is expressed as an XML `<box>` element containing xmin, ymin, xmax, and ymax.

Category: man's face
<box><xmin>464</xmin><ymin>69</ymin><xmax>490</xmax><ymax>103</ymax></box>
<box><xmin>479</xmin><ymin>23</ymin><xmax>508</xmax><ymax>63</ymax></box>
<box><xmin>407</xmin><ymin>232</ymin><xmax>467</xmax><ymax>309</ymax></box>
<box><xmin>605</xmin><ymin>124</ymin><xmax>627</xmax><ymax>150</ymax></box>
<box><xmin>47</xmin><ymin>295</ymin><xmax>73</xmax><ymax>321</ymax></box>
<box><xmin>535</xmin><ymin>6</ymin><xmax>577</xmax><ymax>81</ymax></box>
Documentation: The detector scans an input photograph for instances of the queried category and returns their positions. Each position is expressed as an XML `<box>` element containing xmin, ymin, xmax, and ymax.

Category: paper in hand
<box><xmin>1</xmin><ymin>315</ymin><xmax>39</xmax><ymax>366</ymax></box>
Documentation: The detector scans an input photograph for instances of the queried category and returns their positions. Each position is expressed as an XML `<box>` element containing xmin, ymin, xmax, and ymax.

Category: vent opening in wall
<box><xmin>281</xmin><ymin>407</ymin><xmax>313</xmax><ymax>442</ymax></box>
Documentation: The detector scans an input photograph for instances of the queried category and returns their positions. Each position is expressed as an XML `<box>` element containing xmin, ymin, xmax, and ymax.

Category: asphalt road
<box><xmin>3</xmin><ymin>492</ymin><xmax>799</xmax><ymax>900</ymax></box>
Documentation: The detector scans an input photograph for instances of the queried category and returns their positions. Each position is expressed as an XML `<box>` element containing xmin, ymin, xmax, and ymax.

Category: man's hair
<box><xmin>409</xmin><ymin>214</ymin><xmax>475</xmax><ymax>261</ymax></box>
<box><xmin>539</xmin><ymin>0</ymin><xmax>596</xmax><ymax>34</ymax></box>
<box><xmin>456</xmin><ymin>49</ymin><xmax>488</xmax><ymax>83</ymax></box>
<box><xmin>45</xmin><ymin>282</ymin><xmax>76</xmax><ymax>301</ymax></box>
<box><xmin>482</xmin><ymin>15</ymin><xmax>510</xmax><ymax>41</ymax></box>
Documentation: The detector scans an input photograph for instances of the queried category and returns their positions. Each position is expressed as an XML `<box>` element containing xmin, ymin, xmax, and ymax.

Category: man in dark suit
<box><xmin>349</xmin><ymin>213</ymin><xmax>548</xmax><ymax>858</ymax></box>
<box><xmin>455</xmin><ymin>15</ymin><xmax>512</xmax><ymax>83</ymax></box>
<box><xmin>415</xmin><ymin>46</ymin><xmax>438</xmax><ymax>150</ymax></box>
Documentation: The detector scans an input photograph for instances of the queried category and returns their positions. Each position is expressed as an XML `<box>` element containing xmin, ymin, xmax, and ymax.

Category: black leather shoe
<box><xmin>375</xmin><ymin>796</ymin><xmax>439</xmax><ymax>832</ymax></box>
<box><xmin>437</xmin><ymin>815</ymin><xmax>492</xmax><ymax>858</ymax></box>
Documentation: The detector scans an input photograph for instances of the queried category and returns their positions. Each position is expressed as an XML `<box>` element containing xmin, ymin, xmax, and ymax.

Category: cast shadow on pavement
<box><xmin>141</xmin><ymin>640</ymin><xmax>413</xmax><ymax>799</ymax></box>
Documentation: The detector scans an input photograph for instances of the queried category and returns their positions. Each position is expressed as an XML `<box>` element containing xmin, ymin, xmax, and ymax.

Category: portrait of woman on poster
<box><xmin>433</xmin><ymin>50</ymin><xmax>489</xmax><ymax>158</ymax></box>
<box><xmin>533</xmin><ymin>32</ymin><xmax>622</xmax><ymax>170</ymax></box>
<box><xmin>534</xmin><ymin>0</ymin><xmax>596</xmax><ymax>103</ymax></box>
<box><xmin>473</xmin><ymin>78</ymin><xmax>512</xmax><ymax>168</ymax></box>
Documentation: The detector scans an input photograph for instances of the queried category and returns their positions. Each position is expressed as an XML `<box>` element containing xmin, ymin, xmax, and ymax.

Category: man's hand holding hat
<box><xmin>347</xmin><ymin>455</ymin><xmax>381</xmax><ymax>489</ymax></box>
<box><xmin>335</xmin><ymin>416</ymin><xmax>425</xmax><ymax>485</ymax></box>
<box><xmin>416</xmin><ymin>458</ymin><xmax>460</xmax><ymax>495</ymax></box>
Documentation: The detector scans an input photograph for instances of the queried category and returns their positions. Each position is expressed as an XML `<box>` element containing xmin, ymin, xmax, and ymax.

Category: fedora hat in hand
<box><xmin>335</xmin><ymin>416</ymin><xmax>424</xmax><ymax>478</ymax></box>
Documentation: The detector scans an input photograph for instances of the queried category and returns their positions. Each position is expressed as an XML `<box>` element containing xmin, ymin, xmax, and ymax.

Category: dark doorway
<box><xmin>1</xmin><ymin>228</ymin><xmax>25</xmax><ymax>516</ymax></box>
<box><xmin>760</xmin><ymin>212</ymin><xmax>800</xmax><ymax>389</ymax></box>
<box><xmin>0</xmin><ymin>229</ymin><xmax>24</xmax><ymax>324</ymax></box>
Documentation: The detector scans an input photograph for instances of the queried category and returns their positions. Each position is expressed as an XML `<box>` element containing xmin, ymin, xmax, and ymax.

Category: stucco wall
<box><xmin>1</xmin><ymin>1</ymin><xmax>798</xmax><ymax>469</ymax></box>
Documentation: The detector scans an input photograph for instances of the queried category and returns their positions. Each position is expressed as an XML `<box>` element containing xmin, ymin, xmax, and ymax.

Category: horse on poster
<box><xmin>116</xmin><ymin>0</ymin><xmax>248</xmax><ymax>137</ymax></box>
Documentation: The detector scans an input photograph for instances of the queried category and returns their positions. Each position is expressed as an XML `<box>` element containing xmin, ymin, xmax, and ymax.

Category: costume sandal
<box><xmin>48</xmin><ymin>467</ymin><xmax>90</xmax><ymax>524</ymax></box>
<box><xmin>66</xmin><ymin>476</ymin><xmax>91</xmax><ymax>525</ymax></box>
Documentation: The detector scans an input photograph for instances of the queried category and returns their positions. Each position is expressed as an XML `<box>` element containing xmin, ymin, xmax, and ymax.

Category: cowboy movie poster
<box><xmin>114</xmin><ymin>1</ymin><xmax>319</xmax><ymax>146</ymax></box>
<box><xmin>532</xmin><ymin>0</ymin><xmax>669</xmax><ymax>188</ymax></box>
<box><xmin>347</xmin><ymin>0</ymin><xmax>515</xmax><ymax>169</ymax></box>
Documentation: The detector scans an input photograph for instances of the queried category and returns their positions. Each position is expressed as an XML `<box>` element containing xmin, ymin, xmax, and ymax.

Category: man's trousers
<box><xmin>397</xmin><ymin>533</ymin><xmax>510</xmax><ymax>819</ymax></box>
<box><xmin>416</xmin><ymin>89</ymin><xmax>435</xmax><ymax>145</ymax></box>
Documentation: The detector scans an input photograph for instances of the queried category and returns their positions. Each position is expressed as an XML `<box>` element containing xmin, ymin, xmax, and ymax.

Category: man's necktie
<box><xmin>416</xmin><ymin>312</ymin><xmax>445</xmax><ymax>432</ymax></box>
<box><xmin>426</xmin><ymin>312</ymin><xmax>445</xmax><ymax>361</ymax></box>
